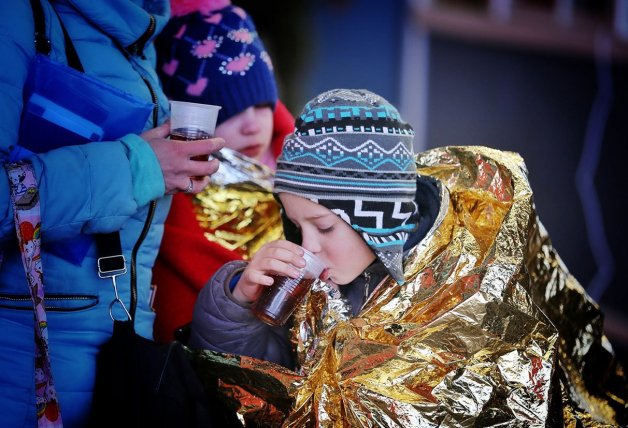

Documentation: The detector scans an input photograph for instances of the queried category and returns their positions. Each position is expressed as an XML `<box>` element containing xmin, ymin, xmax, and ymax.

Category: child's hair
<box><xmin>274</xmin><ymin>89</ymin><xmax>419</xmax><ymax>284</ymax></box>
<box><xmin>157</xmin><ymin>5</ymin><xmax>278</xmax><ymax>125</ymax></box>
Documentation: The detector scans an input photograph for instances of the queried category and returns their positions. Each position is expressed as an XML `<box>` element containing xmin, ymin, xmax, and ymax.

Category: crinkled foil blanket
<box><xmin>188</xmin><ymin>146</ymin><xmax>627</xmax><ymax>427</ymax></box>
<box><xmin>193</xmin><ymin>148</ymin><xmax>283</xmax><ymax>259</ymax></box>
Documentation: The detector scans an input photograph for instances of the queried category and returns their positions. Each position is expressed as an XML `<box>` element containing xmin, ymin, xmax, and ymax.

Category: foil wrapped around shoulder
<box><xmin>189</xmin><ymin>146</ymin><xmax>627</xmax><ymax>427</ymax></box>
<box><xmin>192</xmin><ymin>148</ymin><xmax>283</xmax><ymax>259</ymax></box>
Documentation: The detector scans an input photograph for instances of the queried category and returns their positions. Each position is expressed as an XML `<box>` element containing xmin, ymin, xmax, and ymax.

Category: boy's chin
<box><xmin>321</xmin><ymin>268</ymin><xmax>364</xmax><ymax>288</ymax></box>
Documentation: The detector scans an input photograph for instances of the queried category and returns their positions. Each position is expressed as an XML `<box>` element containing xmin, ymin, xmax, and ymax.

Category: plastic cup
<box><xmin>169</xmin><ymin>100</ymin><xmax>221</xmax><ymax>160</ymax></box>
<box><xmin>251</xmin><ymin>248</ymin><xmax>326</xmax><ymax>327</ymax></box>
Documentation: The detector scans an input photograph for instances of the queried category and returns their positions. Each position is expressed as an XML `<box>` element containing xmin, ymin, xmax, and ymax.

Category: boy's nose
<box><xmin>300</xmin><ymin>230</ymin><xmax>321</xmax><ymax>255</ymax></box>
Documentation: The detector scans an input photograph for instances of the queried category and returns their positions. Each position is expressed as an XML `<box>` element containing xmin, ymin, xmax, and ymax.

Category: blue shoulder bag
<box><xmin>15</xmin><ymin>1</ymin><xmax>153</xmax><ymax>157</ymax></box>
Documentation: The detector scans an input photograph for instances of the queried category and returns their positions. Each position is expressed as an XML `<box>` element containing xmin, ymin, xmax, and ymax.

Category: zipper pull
<box><xmin>363</xmin><ymin>271</ymin><xmax>371</xmax><ymax>303</ymax></box>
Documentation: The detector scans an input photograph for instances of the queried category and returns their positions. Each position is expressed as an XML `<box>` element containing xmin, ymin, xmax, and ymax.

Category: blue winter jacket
<box><xmin>0</xmin><ymin>1</ymin><xmax>170</xmax><ymax>426</ymax></box>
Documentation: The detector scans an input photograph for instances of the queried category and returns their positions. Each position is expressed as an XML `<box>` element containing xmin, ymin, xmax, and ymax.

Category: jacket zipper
<box><xmin>0</xmin><ymin>294</ymin><xmax>95</xmax><ymax>301</ymax></box>
<box><xmin>0</xmin><ymin>294</ymin><xmax>98</xmax><ymax>311</ymax></box>
<box><xmin>126</xmin><ymin>17</ymin><xmax>160</xmax><ymax>318</ymax></box>
<box><xmin>129</xmin><ymin>200</ymin><xmax>156</xmax><ymax>319</ymax></box>
<box><xmin>363</xmin><ymin>271</ymin><xmax>371</xmax><ymax>304</ymax></box>
<box><xmin>111</xmin><ymin>13</ymin><xmax>159</xmax><ymax>127</ymax></box>
<box><xmin>142</xmin><ymin>75</ymin><xmax>159</xmax><ymax>128</ymax></box>
<box><xmin>125</xmin><ymin>14</ymin><xmax>156</xmax><ymax>59</ymax></box>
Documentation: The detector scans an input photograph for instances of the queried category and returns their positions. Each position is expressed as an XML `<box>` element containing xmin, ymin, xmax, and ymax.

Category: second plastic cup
<box><xmin>169</xmin><ymin>100</ymin><xmax>221</xmax><ymax>160</ymax></box>
<box><xmin>251</xmin><ymin>248</ymin><xmax>325</xmax><ymax>327</ymax></box>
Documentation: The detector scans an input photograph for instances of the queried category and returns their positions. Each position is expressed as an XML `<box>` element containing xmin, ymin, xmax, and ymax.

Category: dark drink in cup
<box><xmin>251</xmin><ymin>248</ymin><xmax>325</xmax><ymax>327</ymax></box>
<box><xmin>168</xmin><ymin>100</ymin><xmax>221</xmax><ymax>163</ymax></box>
<box><xmin>170</xmin><ymin>127</ymin><xmax>213</xmax><ymax>161</ymax></box>
<box><xmin>170</xmin><ymin>127</ymin><xmax>212</xmax><ymax>141</ymax></box>
<box><xmin>252</xmin><ymin>276</ymin><xmax>316</xmax><ymax>327</ymax></box>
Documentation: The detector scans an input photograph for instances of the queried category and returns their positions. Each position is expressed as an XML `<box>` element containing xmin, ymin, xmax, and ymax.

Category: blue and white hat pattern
<box><xmin>274</xmin><ymin>89</ymin><xmax>418</xmax><ymax>284</ymax></box>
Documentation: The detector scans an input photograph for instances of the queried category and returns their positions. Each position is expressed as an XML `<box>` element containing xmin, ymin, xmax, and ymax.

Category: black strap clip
<box><xmin>97</xmin><ymin>255</ymin><xmax>127</xmax><ymax>279</ymax></box>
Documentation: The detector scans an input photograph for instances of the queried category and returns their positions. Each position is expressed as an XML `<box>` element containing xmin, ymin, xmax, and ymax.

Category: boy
<box><xmin>189</xmin><ymin>89</ymin><xmax>626</xmax><ymax>426</ymax></box>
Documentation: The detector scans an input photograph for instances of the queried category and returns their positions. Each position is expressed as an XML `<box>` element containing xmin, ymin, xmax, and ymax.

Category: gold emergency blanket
<box><xmin>190</xmin><ymin>146</ymin><xmax>627</xmax><ymax>427</ymax></box>
<box><xmin>193</xmin><ymin>148</ymin><xmax>283</xmax><ymax>259</ymax></box>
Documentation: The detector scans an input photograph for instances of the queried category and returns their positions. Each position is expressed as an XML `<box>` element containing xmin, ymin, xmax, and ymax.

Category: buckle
<box><xmin>97</xmin><ymin>255</ymin><xmax>127</xmax><ymax>278</ymax></box>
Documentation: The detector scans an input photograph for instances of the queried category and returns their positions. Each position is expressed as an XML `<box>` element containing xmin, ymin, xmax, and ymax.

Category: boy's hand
<box><xmin>232</xmin><ymin>240</ymin><xmax>306</xmax><ymax>304</ymax></box>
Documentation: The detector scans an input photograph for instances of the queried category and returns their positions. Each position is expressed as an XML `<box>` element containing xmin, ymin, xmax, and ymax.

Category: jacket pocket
<box><xmin>0</xmin><ymin>293</ymin><xmax>98</xmax><ymax>311</ymax></box>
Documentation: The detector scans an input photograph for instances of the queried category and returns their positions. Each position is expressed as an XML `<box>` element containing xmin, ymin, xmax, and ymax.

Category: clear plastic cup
<box><xmin>169</xmin><ymin>101</ymin><xmax>221</xmax><ymax>160</ymax></box>
<box><xmin>251</xmin><ymin>248</ymin><xmax>326</xmax><ymax>327</ymax></box>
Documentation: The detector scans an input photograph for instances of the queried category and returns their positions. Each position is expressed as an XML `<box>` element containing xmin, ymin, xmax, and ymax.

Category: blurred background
<box><xmin>236</xmin><ymin>0</ymin><xmax>628</xmax><ymax>366</ymax></box>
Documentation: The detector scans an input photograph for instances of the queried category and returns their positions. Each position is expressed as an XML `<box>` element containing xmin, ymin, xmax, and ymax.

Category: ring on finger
<box><xmin>184</xmin><ymin>178</ymin><xmax>194</xmax><ymax>194</ymax></box>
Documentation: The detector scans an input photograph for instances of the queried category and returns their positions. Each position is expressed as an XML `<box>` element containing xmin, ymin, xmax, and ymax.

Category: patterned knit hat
<box><xmin>274</xmin><ymin>89</ymin><xmax>418</xmax><ymax>284</ymax></box>
<box><xmin>156</xmin><ymin>5</ymin><xmax>278</xmax><ymax>125</ymax></box>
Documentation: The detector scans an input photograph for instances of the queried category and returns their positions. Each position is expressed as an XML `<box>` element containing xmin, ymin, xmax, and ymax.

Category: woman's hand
<box><xmin>141</xmin><ymin>122</ymin><xmax>225</xmax><ymax>194</ymax></box>
<box><xmin>232</xmin><ymin>240</ymin><xmax>306</xmax><ymax>304</ymax></box>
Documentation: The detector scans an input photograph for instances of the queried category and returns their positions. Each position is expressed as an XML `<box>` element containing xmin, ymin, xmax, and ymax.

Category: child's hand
<box><xmin>232</xmin><ymin>240</ymin><xmax>306</xmax><ymax>304</ymax></box>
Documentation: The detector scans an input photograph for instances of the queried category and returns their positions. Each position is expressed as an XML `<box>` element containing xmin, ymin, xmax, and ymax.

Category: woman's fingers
<box><xmin>176</xmin><ymin>137</ymin><xmax>224</xmax><ymax>185</ymax></box>
<box><xmin>145</xmin><ymin>132</ymin><xmax>225</xmax><ymax>194</ymax></box>
<box><xmin>140</xmin><ymin>122</ymin><xmax>170</xmax><ymax>140</ymax></box>
<box><xmin>184</xmin><ymin>137</ymin><xmax>225</xmax><ymax>159</ymax></box>
<box><xmin>188</xmin><ymin>157</ymin><xmax>221</xmax><ymax>181</ymax></box>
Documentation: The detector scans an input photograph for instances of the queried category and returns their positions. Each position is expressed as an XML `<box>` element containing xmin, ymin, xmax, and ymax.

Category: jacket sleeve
<box><xmin>189</xmin><ymin>260</ymin><xmax>295</xmax><ymax>369</ymax></box>
<box><xmin>0</xmin><ymin>1</ymin><xmax>164</xmax><ymax>243</ymax></box>
<box><xmin>1</xmin><ymin>128</ymin><xmax>165</xmax><ymax>245</ymax></box>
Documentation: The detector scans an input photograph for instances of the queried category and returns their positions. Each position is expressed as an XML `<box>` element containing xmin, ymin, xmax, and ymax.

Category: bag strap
<box><xmin>29</xmin><ymin>0</ymin><xmax>83</xmax><ymax>71</ymax></box>
<box><xmin>28</xmin><ymin>0</ymin><xmax>157</xmax><ymax>330</ymax></box>
<box><xmin>29</xmin><ymin>0</ymin><xmax>131</xmax><ymax>323</ymax></box>
<box><xmin>4</xmin><ymin>161</ymin><xmax>63</xmax><ymax>427</ymax></box>
<box><xmin>30</xmin><ymin>0</ymin><xmax>50</xmax><ymax>55</ymax></box>
<box><xmin>96</xmin><ymin>232</ymin><xmax>132</xmax><ymax>323</ymax></box>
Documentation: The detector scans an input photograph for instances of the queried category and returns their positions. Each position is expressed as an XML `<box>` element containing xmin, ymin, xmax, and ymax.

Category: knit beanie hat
<box><xmin>157</xmin><ymin>5</ymin><xmax>278</xmax><ymax>125</ymax></box>
<box><xmin>169</xmin><ymin>0</ymin><xmax>230</xmax><ymax>17</ymax></box>
<box><xmin>274</xmin><ymin>89</ymin><xmax>418</xmax><ymax>284</ymax></box>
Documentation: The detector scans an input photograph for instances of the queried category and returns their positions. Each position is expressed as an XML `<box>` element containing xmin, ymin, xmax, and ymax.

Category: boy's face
<box><xmin>279</xmin><ymin>193</ymin><xmax>376</xmax><ymax>286</ymax></box>
<box><xmin>215</xmin><ymin>105</ymin><xmax>273</xmax><ymax>161</ymax></box>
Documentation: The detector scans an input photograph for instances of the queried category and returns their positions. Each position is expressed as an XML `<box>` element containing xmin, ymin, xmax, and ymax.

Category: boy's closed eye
<box><xmin>317</xmin><ymin>225</ymin><xmax>334</xmax><ymax>234</ymax></box>
<box><xmin>314</xmin><ymin>219</ymin><xmax>336</xmax><ymax>234</ymax></box>
<box><xmin>288</xmin><ymin>215</ymin><xmax>336</xmax><ymax>234</ymax></box>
